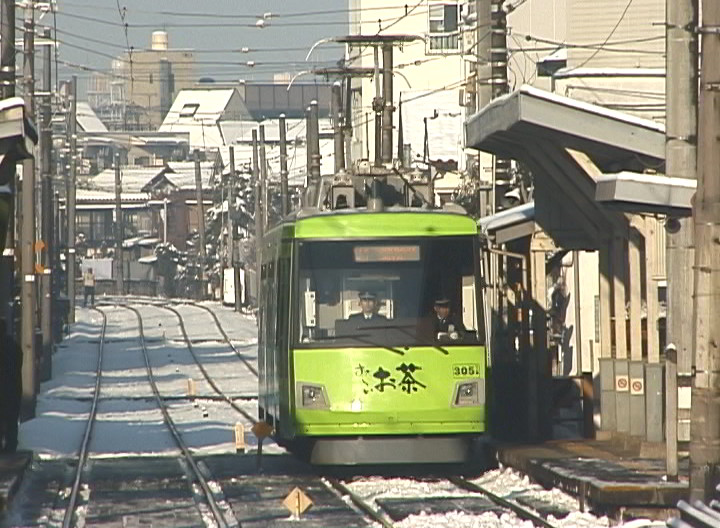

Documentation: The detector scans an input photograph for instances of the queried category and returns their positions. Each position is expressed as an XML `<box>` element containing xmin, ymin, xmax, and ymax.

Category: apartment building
<box><xmin>348</xmin><ymin>0</ymin><xmax>664</xmax><ymax>166</ymax></box>
<box><xmin>89</xmin><ymin>31</ymin><xmax>196</xmax><ymax>131</ymax></box>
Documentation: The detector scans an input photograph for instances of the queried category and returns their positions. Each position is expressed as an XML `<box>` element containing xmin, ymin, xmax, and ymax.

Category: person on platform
<box><xmin>83</xmin><ymin>267</ymin><xmax>96</xmax><ymax>307</ymax></box>
<box><xmin>0</xmin><ymin>319</ymin><xmax>22</xmax><ymax>453</ymax></box>
<box><xmin>348</xmin><ymin>291</ymin><xmax>387</xmax><ymax>322</ymax></box>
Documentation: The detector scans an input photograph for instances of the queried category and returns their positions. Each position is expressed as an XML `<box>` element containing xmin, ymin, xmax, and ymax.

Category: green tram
<box><xmin>258</xmin><ymin>201</ymin><xmax>489</xmax><ymax>464</ymax></box>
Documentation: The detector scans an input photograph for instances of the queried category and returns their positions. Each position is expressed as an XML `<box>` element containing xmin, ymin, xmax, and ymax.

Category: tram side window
<box><xmin>276</xmin><ymin>256</ymin><xmax>291</xmax><ymax>351</ymax></box>
<box><xmin>295</xmin><ymin>236</ymin><xmax>484</xmax><ymax>347</ymax></box>
<box><xmin>263</xmin><ymin>262</ymin><xmax>278</xmax><ymax>353</ymax></box>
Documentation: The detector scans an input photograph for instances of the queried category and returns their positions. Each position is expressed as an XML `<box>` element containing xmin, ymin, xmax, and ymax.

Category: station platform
<box><xmin>0</xmin><ymin>451</ymin><xmax>31</xmax><ymax>512</ymax></box>
<box><xmin>494</xmin><ymin>437</ymin><xmax>688</xmax><ymax>520</ymax></box>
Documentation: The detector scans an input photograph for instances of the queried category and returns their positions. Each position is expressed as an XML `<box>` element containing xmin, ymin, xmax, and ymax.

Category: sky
<box><xmin>48</xmin><ymin>0</ymin><xmax>349</xmax><ymax>95</ymax></box>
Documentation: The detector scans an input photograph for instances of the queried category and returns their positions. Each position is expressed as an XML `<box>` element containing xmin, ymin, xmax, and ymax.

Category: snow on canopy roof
<box><xmin>76</xmin><ymin>102</ymin><xmax>108</xmax><ymax>133</ymax></box>
<box><xmin>519</xmin><ymin>84</ymin><xmax>664</xmax><ymax>132</ymax></box>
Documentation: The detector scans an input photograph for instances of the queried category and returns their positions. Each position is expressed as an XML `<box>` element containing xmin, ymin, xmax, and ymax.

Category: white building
<box><xmin>159</xmin><ymin>87</ymin><xmax>254</xmax><ymax>150</ymax></box>
<box><xmin>348</xmin><ymin>0</ymin><xmax>664</xmax><ymax>166</ymax></box>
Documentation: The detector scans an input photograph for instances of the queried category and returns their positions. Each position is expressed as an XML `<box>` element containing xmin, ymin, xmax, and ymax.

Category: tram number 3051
<box><xmin>453</xmin><ymin>364</ymin><xmax>481</xmax><ymax>378</ymax></box>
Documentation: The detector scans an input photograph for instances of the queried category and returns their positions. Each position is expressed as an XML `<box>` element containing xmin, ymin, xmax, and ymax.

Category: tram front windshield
<box><xmin>295</xmin><ymin>236</ymin><xmax>483</xmax><ymax>347</ymax></box>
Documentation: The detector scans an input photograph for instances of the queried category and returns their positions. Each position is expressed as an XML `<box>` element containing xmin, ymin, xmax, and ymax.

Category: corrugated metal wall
<box><xmin>567</xmin><ymin>0</ymin><xmax>665</xmax><ymax>69</ymax></box>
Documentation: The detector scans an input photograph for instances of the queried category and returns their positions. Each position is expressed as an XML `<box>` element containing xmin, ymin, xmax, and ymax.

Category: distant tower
<box><xmin>151</xmin><ymin>30</ymin><xmax>169</xmax><ymax>51</ymax></box>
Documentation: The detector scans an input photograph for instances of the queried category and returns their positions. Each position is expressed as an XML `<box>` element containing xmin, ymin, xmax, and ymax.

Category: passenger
<box><xmin>83</xmin><ymin>267</ymin><xmax>96</xmax><ymax>307</ymax></box>
<box><xmin>428</xmin><ymin>296</ymin><xmax>466</xmax><ymax>341</ymax></box>
<box><xmin>348</xmin><ymin>291</ymin><xmax>387</xmax><ymax>322</ymax></box>
<box><xmin>0</xmin><ymin>319</ymin><xmax>22</xmax><ymax>453</ymax></box>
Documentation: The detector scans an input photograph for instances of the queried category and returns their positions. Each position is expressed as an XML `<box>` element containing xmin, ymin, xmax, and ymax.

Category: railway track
<box><xmin>117</xmin><ymin>304</ymin><xmax>237</xmax><ymax>528</ymax></box>
<box><xmin>18</xmin><ymin>298</ymin><xmax>577</xmax><ymax>528</ymax></box>
<box><xmin>59</xmin><ymin>307</ymin><xmax>107</xmax><ymax>528</ymax></box>
<box><xmin>111</xmin><ymin>298</ymin><xmax>570</xmax><ymax>527</ymax></box>
<box><xmin>148</xmin><ymin>302</ymin><xmax>258</xmax><ymax>424</ymax></box>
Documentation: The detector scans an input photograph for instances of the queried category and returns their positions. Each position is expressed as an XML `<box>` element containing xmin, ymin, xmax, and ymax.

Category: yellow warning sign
<box><xmin>34</xmin><ymin>240</ymin><xmax>45</xmax><ymax>252</ymax></box>
<box><xmin>34</xmin><ymin>263</ymin><xmax>45</xmax><ymax>274</ymax></box>
<box><xmin>251</xmin><ymin>421</ymin><xmax>273</xmax><ymax>439</ymax></box>
<box><xmin>234</xmin><ymin>422</ymin><xmax>246</xmax><ymax>452</ymax></box>
<box><xmin>283</xmin><ymin>487</ymin><xmax>313</xmax><ymax>517</ymax></box>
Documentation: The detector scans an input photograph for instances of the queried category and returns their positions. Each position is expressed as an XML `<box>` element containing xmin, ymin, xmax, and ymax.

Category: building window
<box><xmin>179</xmin><ymin>103</ymin><xmax>200</xmax><ymax>117</ymax></box>
<box><xmin>76</xmin><ymin>210</ymin><xmax>113</xmax><ymax>244</ymax></box>
<box><xmin>428</xmin><ymin>3</ymin><xmax>460</xmax><ymax>53</ymax></box>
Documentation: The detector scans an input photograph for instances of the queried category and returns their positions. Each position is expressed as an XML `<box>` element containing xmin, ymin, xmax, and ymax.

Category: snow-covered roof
<box><xmin>159</xmin><ymin>161</ymin><xmax>216</xmax><ymax>191</ymax></box>
<box><xmin>89</xmin><ymin>161</ymin><xmax>216</xmax><ymax>194</ymax></box>
<box><xmin>90</xmin><ymin>166</ymin><xmax>165</xmax><ymax>193</ymax></box>
<box><xmin>76</xmin><ymin>102</ymin><xmax>108</xmax><ymax>133</ymax></box>
<box><xmin>216</xmin><ymin>135</ymin><xmax>335</xmax><ymax>186</ymax></box>
<box><xmin>539</xmin><ymin>47</ymin><xmax>567</xmax><ymax>63</ymax></box>
<box><xmin>159</xmin><ymin>88</ymin><xmax>252</xmax><ymax>150</ymax></box>
<box><xmin>76</xmin><ymin>189</ymin><xmax>149</xmax><ymax>202</ymax></box>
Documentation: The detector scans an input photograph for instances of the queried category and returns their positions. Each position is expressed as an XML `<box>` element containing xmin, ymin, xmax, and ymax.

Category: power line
<box><xmin>55</xmin><ymin>1</ymin><xmax>426</xmax><ymax>20</ymax></box>
<box><xmin>564</xmin><ymin>0</ymin><xmax>637</xmax><ymax>72</ymax></box>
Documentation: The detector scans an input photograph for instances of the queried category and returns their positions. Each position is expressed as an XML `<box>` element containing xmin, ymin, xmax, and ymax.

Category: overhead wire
<box><xmin>563</xmin><ymin>0</ymin><xmax>637</xmax><ymax>72</ymax></box>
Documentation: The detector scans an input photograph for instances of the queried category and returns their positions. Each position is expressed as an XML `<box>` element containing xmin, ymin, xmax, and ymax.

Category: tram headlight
<box><xmin>297</xmin><ymin>383</ymin><xmax>330</xmax><ymax>409</ymax></box>
<box><xmin>453</xmin><ymin>380</ymin><xmax>484</xmax><ymax>407</ymax></box>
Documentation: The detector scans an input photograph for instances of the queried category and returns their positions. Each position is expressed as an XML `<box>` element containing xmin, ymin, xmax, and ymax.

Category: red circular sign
<box><xmin>632</xmin><ymin>381</ymin><xmax>643</xmax><ymax>392</ymax></box>
<box><xmin>617</xmin><ymin>378</ymin><xmax>628</xmax><ymax>389</ymax></box>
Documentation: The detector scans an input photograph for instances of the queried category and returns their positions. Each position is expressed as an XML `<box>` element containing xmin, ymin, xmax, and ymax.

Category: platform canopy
<box><xmin>465</xmin><ymin>86</ymin><xmax>677</xmax><ymax>249</ymax></box>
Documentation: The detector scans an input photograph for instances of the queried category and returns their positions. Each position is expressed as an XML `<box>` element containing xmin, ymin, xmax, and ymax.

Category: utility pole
<box><xmin>228</xmin><ymin>145</ymin><xmax>242</xmax><ymax>311</ymax></box>
<box><xmin>344</xmin><ymin>79</ymin><xmax>353</xmax><ymax>168</ymax></box>
<box><xmin>690</xmin><ymin>0</ymin><xmax>720</xmax><ymax>502</ymax></box>
<box><xmin>0</xmin><ymin>0</ymin><xmax>14</xmax><ymax>99</ymax></box>
<box><xmin>39</xmin><ymin>26</ymin><xmax>52</xmax><ymax>381</ymax></box>
<box><xmin>20</xmin><ymin>0</ymin><xmax>36</xmax><ymax>419</ymax></box>
<box><xmin>381</xmin><ymin>44</ymin><xmax>393</xmax><ymax>164</ymax></box>
<box><xmin>114</xmin><ymin>152</ymin><xmax>123</xmax><ymax>295</ymax></box>
<box><xmin>67</xmin><ymin>76</ymin><xmax>77</xmax><ymax>323</ymax></box>
<box><xmin>259</xmin><ymin>125</ymin><xmax>268</xmax><ymax>230</ymax></box>
<box><xmin>0</xmin><ymin>1</ymin><xmax>16</xmax><ymax>335</ymax></box>
<box><xmin>252</xmin><ymin>129</ymin><xmax>262</xmax><ymax>306</ymax></box>
<box><xmin>307</xmin><ymin>100</ymin><xmax>321</xmax><ymax>205</ymax></box>
<box><xmin>279</xmin><ymin>114</ymin><xmax>289</xmax><ymax>216</ymax></box>
<box><xmin>475</xmin><ymin>0</ymin><xmax>493</xmax><ymax>216</ymax></box>
<box><xmin>666</xmin><ymin>0</ymin><xmax>698</xmax><ymax>456</ymax></box>
<box><xmin>193</xmin><ymin>150</ymin><xmax>206</xmax><ymax>300</ymax></box>
<box><xmin>490</xmin><ymin>0</ymin><xmax>510</xmax><ymax>195</ymax></box>
<box><xmin>331</xmin><ymin>83</ymin><xmax>346</xmax><ymax>173</ymax></box>
<box><xmin>227</xmin><ymin>146</ymin><xmax>235</xmax><ymax>267</ymax></box>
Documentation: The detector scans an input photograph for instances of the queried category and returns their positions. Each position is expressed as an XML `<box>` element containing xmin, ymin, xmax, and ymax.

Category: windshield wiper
<box><xmin>365</xmin><ymin>323</ymin><xmax>450</xmax><ymax>356</ymax></box>
<box><xmin>298</xmin><ymin>333</ymin><xmax>405</xmax><ymax>355</ymax></box>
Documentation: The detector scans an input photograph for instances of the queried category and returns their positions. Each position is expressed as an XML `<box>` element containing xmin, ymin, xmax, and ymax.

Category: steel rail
<box><xmin>158</xmin><ymin>303</ymin><xmax>258</xmax><ymax>424</ymax></box>
<box><xmin>181</xmin><ymin>301</ymin><xmax>259</xmax><ymax>377</ymax></box>
<box><xmin>101</xmin><ymin>296</ymin><xmax>259</xmax><ymax>376</ymax></box>
<box><xmin>121</xmin><ymin>304</ymin><xmax>232</xmax><ymax>528</ymax></box>
<box><xmin>324</xmin><ymin>478</ymin><xmax>396</xmax><ymax>528</ymax></box>
<box><xmin>448</xmin><ymin>476</ymin><xmax>559</xmax><ymax>528</ymax></box>
<box><xmin>62</xmin><ymin>307</ymin><xmax>107</xmax><ymax>528</ymax></box>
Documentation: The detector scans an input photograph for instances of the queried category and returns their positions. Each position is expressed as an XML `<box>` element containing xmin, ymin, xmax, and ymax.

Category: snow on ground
<box><xmin>18</xmin><ymin>299</ymin><xmax>667</xmax><ymax>527</ymax></box>
<box><xmin>346</xmin><ymin>468</ymin><xmax>666</xmax><ymax>528</ymax></box>
<box><xmin>18</xmin><ymin>300</ymin><xmax>282</xmax><ymax>458</ymax></box>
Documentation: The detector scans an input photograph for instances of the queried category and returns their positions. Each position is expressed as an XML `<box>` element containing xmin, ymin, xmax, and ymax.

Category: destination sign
<box><xmin>353</xmin><ymin>245</ymin><xmax>421</xmax><ymax>262</ymax></box>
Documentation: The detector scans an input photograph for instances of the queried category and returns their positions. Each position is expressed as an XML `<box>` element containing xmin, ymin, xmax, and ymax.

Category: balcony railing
<box><xmin>427</xmin><ymin>31</ymin><xmax>461</xmax><ymax>54</ymax></box>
